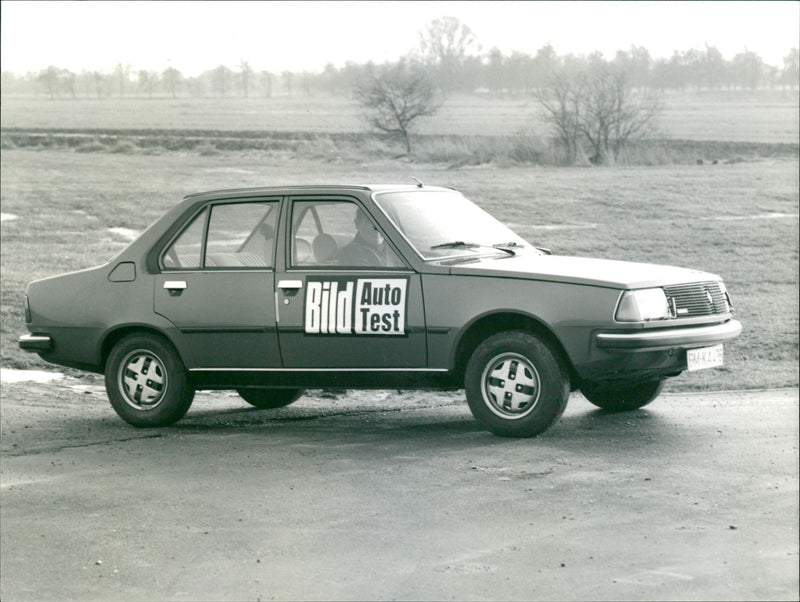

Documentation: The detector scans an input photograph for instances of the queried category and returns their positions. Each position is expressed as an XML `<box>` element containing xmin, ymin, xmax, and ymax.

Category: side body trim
<box><xmin>189</xmin><ymin>367</ymin><xmax>449</xmax><ymax>373</ymax></box>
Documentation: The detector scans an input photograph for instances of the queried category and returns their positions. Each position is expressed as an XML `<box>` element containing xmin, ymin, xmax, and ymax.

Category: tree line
<box><xmin>352</xmin><ymin>18</ymin><xmax>797</xmax><ymax>164</ymax></box>
<box><xmin>2</xmin><ymin>16</ymin><xmax>798</xmax><ymax>99</ymax></box>
<box><xmin>2</xmin><ymin>17</ymin><xmax>797</xmax><ymax>166</ymax></box>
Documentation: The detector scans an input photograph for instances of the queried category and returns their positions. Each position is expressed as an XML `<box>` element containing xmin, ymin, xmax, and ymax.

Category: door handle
<box><xmin>277</xmin><ymin>280</ymin><xmax>303</xmax><ymax>290</ymax></box>
<box><xmin>164</xmin><ymin>281</ymin><xmax>187</xmax><ymax>291</ymax></box>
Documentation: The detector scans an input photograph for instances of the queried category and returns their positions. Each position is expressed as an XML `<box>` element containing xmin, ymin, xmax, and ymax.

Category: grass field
<box><xmin>2</xmin><ymin>90</ymin><xmax>798</xmax><ymax>142</ymax></box>
<box><xmin>1</xmin><ymin>148</ymin><xmax>797</xmax><ymax>393</ymax></box>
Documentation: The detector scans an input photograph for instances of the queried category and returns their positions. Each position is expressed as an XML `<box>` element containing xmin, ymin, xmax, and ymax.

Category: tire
<box><xmin>237</xmin><ymin>388</ymin><xmax>304</xmax><ymax>409</ymax></box>
<box><xmin>465</xmin><ymin>331</ymin><xmax>570</xmax><ymax>437</ymax></box>
<box><xmin>105</xmin><ymin>334</ymin><xmax>195</xmax><ymax>427</ymax></box>
<box><xmin>580</xmin><ymin>380</ymin><xmax>664</xmax><ymax>412</ymax></box>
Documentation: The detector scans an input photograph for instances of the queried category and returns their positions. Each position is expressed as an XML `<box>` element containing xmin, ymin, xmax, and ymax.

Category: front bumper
<box><xmin>595</xmin><ymin>319</ymin><xmax>742</xmax><ymax>352</ymax></box>
<box><xmin>18</xmin><ymin>334</ymin><xmax>53</xmax><ymax>352</ymax></box>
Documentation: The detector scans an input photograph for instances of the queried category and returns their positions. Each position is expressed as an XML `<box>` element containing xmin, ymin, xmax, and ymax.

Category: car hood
<box><xmin>445</xmin><ymin>253</ymin><xmax>721</xmax><ymax>289</ymax></box>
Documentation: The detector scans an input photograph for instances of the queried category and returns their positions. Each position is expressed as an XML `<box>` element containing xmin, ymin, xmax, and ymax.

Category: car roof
<box><xmin>182</xmin><ymin>184</ymin><xmax>453</xmax><ymax>202</ymax></box>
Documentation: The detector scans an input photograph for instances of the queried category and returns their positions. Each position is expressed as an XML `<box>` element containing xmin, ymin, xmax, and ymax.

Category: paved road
<box><xmin>1</xmin><ymin>381</ymin><xmax>797</xmax><ymax>601</ymax></box>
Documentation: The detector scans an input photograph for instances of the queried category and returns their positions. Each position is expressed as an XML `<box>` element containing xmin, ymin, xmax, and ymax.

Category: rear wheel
<box><xmin>237</xmin><ymin>388</ymin><xmax>304</xmax><ymax>409</ymax></box>
<box><xmin>580</xmin><ymin>380</ymin><xmax>664</xmax><ymax>412</ymax></box>
<box><xmin>105</xmin><ymin>334</ymin><xmax>194</xmax><ymax>427</ymax></box>
<box><xmin>465</xmin><ymin>331</ymin><xmax>570</xmax><ymax>437</ymax></box>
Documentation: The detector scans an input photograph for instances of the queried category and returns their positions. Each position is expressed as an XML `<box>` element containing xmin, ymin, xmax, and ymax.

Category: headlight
<box><xmin>719</xmin><ymin>281</ymin><xmax>734</xmax><ymax>312</ymax></box>
<box><xmin>616</xmin><ymin>288</ymin><xmax>672</xmax><ymax>322</ymax></box>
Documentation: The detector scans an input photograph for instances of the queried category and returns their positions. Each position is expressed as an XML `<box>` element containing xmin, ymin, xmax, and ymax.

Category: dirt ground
<box><xmin>1</xmin><ymin>377</ymin><xmax>798</xmax><ymax>601</ymax></box>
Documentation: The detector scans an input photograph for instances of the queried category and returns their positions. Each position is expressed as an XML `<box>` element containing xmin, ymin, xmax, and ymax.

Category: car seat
<box><xmin>293</xmin><ymin>238</ymin><xmax>313</xmax><ymax>264</ymax></box>
<box><xmin>312</xmin><ymin>233</ymin><xmax>339</xmax><ymax>264</ymax></box>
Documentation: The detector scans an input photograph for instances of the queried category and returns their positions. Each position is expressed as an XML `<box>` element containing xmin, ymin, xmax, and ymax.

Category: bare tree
<box><xmin>534</xmin><ymin>73</ymin><xmax>582</xmax><ymax>164</ymax></box>
<box><xmin>782</xmin><ymin>48</ymin><xmax>799</xmax><ymax>90</ymax></box>
<box><xmin>613</xmin><ymin>45</ymin><xmax>652</xmax><ymax>90</ymax></box>
<box><xmin>37</xmin><ymin>66</ymin><xmax>61</xmax><ymax>99</ymax></box>
<box><xmin>92</xmin><ymin>70</ymin><xmax>110</xmax><ymax>98</ymax></box>
<box><xmin>62</xmin><ymin>70</ymin><xmax>76</xmax><ymax>98</ymax></box>
<box><xmin>581</xmin><ymin>69</ymin><xmax>660</xmax><ymax>163</ymax></box>
<box><xmin>530</xmin><ymin>44</ymin><xmax>558</xmax><ymax>90</ymax></box>
<box><xmin>37</xmin><ymin>66</ymin><xmax>76</xmax><ymax>99</ymax></box>
<box><xmin>239</xmin><ymin>60</ymin><xmax>253</xmax><ymax>97</ymax></box>
<box><xmin>355</xmin><ymin>60</ymin><xmax>442</xmax><ymax>155</ymax></box>
<box><xmin>260</xmin><ymin>70</ymin><xmax>273</xmax><ymax>98</ymax></box>
<box><xmin>537</xmin><ymin>68</ymin><xmax>660</xmax><ymax>165</ymax></box>
<box><xmin>418</xmin><ymin>16</ymin><xmax>478</xmax><ymax>92</ymax></box>
<box><xmin>731</xmin><ymin>50</ymin><xmax>765</xmax><ymax>90</ymax></box>
<box><xmin>485</xmin><ymin>47</ymin><xmax>504</xmax><ymax>93</ymax></box>
<box><xmin>114</xmin><ymin>62</ymin><xmax>131</xmax><ymax>97</ymax></box>
<box><xmin>299</xmin><ymin>71</ymin><xmax>314</xmax><ymax>96</ymax></box>
<box><xmin>212</xmin><ymin>65</ymin><xmax>232</xmax><ymax>97</ymax></box>
<box><xmin>698</xmin><ymin>45</ymin><xmax>727</xmax><ymax>91</ymax></box>
<box><xmin>282</xmin><ymin>71</ymin><xmax>294</xmax><ymax>95</ymax></box>
<box><xmin>185</xmin><ymin>76</ymin><xmax>203</xmax><ymax>97</ymax></box>
<box><xmin>138</xmin><ymin>70</ymin><xmax>159</xmax><ymax>98</ymax></box>
<box><xmin>162</xmin><ymin>66</ymin><xmax>182</xmax><ymax>98</ymax></box>
<box><xmin>322</xmin><ymin>63</ymin><xmax>339</xmax><ymax>95</ymax></box>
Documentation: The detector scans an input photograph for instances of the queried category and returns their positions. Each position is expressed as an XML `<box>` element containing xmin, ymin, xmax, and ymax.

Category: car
<box><xmin>19</xmin><ymin>184</ymin><xmax>741</xmax><ymax>436</ymax></box>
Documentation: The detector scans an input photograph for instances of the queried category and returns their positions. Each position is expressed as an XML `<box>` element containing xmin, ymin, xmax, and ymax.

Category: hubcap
<box><xmin>481</xmin><ymin>352</ymin><xmax>540</xmax><ymax>419</ymax></box>
<box><xmin>118</xmin><ymin>350</ymin><xmax>167</xmax><ymax>410</ymax></box>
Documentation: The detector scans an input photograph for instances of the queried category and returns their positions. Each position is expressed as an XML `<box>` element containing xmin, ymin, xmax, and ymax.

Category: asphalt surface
<box><xmin>1</xmin><ymin>379</ymin><xmax>798</xmax><ymax>601</ymax></box>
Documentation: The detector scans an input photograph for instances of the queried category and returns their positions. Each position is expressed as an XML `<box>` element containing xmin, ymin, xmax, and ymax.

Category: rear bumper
<box><xmin>18</xmin><ymin>334</ymin><xmax>53</xmax><ymax>352</ymax></box>
<box><xmin>595</xmin><ymin>319</ymin><xmax>742</xmax><ymax>352</ymax></box>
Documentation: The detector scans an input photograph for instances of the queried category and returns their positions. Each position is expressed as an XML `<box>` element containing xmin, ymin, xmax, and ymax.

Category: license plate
<box><xmin>687</xmin><ymin>344</ymin><xmax>724</xmax><ymax>371</ymax></box>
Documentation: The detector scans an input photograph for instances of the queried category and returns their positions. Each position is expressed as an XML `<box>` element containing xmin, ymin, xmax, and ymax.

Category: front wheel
<box><xmin>237</xmin><ymin>388</ymin><xmax>304</xmax><ymax>409</ymax></box>
<box><xmin>105</xmin><ymin>334</ymin><xmax>195</xmax><ymax>427</ymax></box>
<box><xmin>580</xmin><ymin>380</ymin><xmax>664</xmax><ymax>412</ymax></box>
<box><xmin>465</xmin><ymin>331</ymin><xmax>570</xmax><ymax>437</ymax></box>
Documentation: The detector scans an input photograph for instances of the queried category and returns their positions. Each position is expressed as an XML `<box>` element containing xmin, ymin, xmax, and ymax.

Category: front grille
<box><xmin>664</xmin><ymin>281</ymin><xmax>729</xmax><ymax>317</ymax></box>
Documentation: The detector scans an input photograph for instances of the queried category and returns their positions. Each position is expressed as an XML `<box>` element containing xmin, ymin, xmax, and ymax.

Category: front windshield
<box><xmin>373</xmin><ymin>190</ymin><xmax>531</xmax><ymax>260</ymax></box>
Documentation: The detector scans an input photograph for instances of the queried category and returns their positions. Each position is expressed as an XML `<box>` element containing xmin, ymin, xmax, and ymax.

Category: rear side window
<box><xmin>206</xmin><ymin>203</ymin><xmax>277</xmax><ymax>267</ymax></box>
<box><xmin>162</xmin><ymin>209</ymin><xmax>207</xmax><ymax>269</ymax></box>
<box><xmin>161</xmin><ymin>202</ymin><xmax>278</xmax><ymax>270</ymax></box>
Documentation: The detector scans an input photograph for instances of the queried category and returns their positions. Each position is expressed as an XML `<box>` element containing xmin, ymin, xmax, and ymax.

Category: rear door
<box><xmin>275</xmin><ymin>197</ymin><xmax>427</xmax><ymax>368</ymax></box>
<box><xmin>154</xmin><ymin>199</ymin><xmax>281</xmax><ymax>369</ymax></box>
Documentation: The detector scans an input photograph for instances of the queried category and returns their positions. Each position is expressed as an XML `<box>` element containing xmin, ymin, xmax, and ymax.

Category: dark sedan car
<box><xmin>19</xmin><ymin>184</ymin><xmax>741</xmax><ymax>436</ymax></box>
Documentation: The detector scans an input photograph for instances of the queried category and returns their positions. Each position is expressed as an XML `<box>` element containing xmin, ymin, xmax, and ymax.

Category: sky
<box><xmin>1</xmin><ymin>1</ymin><xmax>798</xmax><ymax>76</ymax></box>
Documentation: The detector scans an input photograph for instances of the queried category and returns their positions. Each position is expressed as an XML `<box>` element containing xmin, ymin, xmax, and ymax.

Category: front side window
<box><xmin>162</xmin><ymin>201</ymin><xmax>278</xmax><ymax>270</ymax></box>
<box><xmin>291</xmin><ymin>201</ymin><xmax>403</xmax><ymax>268</ymax></box>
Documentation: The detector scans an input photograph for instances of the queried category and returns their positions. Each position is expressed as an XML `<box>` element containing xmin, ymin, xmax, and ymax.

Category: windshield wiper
<box><xmin>492</xmin><ymin>241</ymin><xmax>553</xmax><ymax>255</ymax></box>
<box><xmin>430</xmin><ymin>240</ymin><xmax>481</xmax><ymax>249</ymax></box>
<box><xmin>431</xmin><ymin>241</ymin><xmax>515</xmax><ymax>256</ymax></box>
<box><xmin>493</xmin><ymin>242</ymin><xmax>528</xmax><ymax>254</ymax></box>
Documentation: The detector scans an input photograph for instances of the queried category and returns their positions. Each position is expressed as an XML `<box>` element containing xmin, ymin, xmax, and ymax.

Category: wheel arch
<box><xmin>99</xmin><ymin>325</ymin><xmax>183</xmax><ymax>372</ymax></box>
<box><xmin>452</xmin><ymin>311</ymin><xmax>578</xmax><ymax>389</ymax></box>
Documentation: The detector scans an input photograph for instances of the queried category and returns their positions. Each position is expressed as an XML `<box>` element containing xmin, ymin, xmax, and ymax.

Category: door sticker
<box><xmin>304</xmin><ymin>277</ymin><xmax>408</xmax><ymax>335</ymax></box>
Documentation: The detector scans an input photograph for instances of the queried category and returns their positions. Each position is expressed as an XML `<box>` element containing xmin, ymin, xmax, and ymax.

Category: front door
<box><xmin>276</xmin><ymin>198</ymin><xmax>426</xmax><ymax>368</ymax></box>
<box><xmin>154</xmin><ymin>199</ymin><xmax>281</xmax><ymax>369</ymax></box>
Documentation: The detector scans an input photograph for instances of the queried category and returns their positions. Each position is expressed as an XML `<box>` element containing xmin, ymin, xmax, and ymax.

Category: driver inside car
<box><xmin>339</xmin><ymin>209</ymin><xmax>391</xmax><ymax>267</ymax></box>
